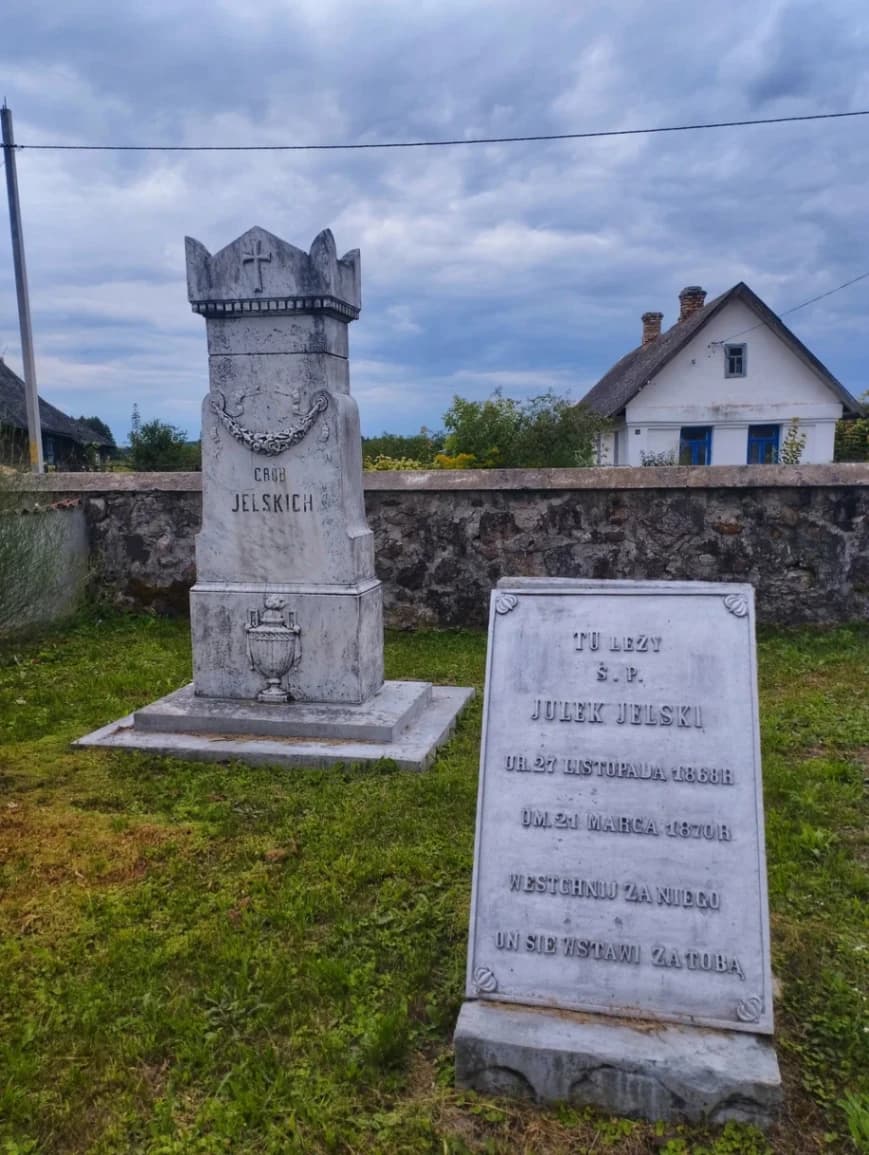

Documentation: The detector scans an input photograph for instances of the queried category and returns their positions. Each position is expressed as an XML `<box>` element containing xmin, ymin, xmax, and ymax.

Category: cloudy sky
<box><xmin>1</xmin><ymin>0</ymin><xmax>867</xmax><ymax>445</ymax></box>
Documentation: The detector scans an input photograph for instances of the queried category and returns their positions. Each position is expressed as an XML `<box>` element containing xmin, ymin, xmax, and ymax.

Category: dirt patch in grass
<box><xmin>0</xmin><ymin>808</ymin><xmax>182</xmax><ymax>899</ymax></box>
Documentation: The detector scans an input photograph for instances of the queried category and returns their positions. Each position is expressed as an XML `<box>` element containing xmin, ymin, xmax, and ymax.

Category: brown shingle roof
<box><xmin>0</xmin><ymin>359</ymin><xmax>113</xmax><ymax>445</ymax></box>
<box><xmin>582</xmin><ymin>282</ymin><xmax>862</xmax><ymax>418</ymax></box>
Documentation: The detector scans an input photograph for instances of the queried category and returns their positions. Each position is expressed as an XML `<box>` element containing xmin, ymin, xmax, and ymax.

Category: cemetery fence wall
<box><xmin>17</xmin><ymin>464</ymin><xmax>869</xmax><ymax>628</ymax></box>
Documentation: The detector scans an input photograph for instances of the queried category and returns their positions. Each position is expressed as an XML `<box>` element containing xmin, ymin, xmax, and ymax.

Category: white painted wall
<box><xmin>615</xmin><ymin>298</ymin><xmax>844</xmax><ymax>466</ymax></box>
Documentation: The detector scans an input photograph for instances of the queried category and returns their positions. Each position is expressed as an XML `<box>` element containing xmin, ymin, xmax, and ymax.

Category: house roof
<box><xmin>581</xmin><ymin>282</ymin><xmax>863</xmax><ymax>419</ymax></box>
<box><xmin>0</xmin><ymin>359</ymin><xmax>113</xmax><ymax>445</ymax></box>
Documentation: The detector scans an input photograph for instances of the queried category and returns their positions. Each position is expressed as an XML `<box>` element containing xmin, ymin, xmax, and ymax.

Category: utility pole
<box><xmin>1</xmin><ymin>103</ymin><xmax>43</xmax><ymax>472</ymax></box>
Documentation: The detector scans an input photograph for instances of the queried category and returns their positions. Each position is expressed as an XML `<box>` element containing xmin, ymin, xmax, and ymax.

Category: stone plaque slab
<box><xmin>466</xmin><ymin>578</ymin><xmax>774</xmax><ymax>1034</ymax></box>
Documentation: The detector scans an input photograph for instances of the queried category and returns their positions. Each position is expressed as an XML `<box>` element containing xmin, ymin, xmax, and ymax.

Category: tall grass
<box><xmin>0</xmin><ymin>467</ymin><xmax>71</xmax><ymax>633</ymax></box>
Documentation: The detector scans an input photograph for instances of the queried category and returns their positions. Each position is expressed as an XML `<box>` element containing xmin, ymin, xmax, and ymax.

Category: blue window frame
<box><xmin>747</xmin><ymin>424</ymin><xmax>780</xmax><ymax>464</ymax></box>
<box><xmin>679</xmin><ymin>426</ymin><xmax>712</xmax><ymax>465</ymax></box>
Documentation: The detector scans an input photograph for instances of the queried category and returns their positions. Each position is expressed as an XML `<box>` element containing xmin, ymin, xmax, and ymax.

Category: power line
<box><xmin>10</xmin><ymin>108</ymin><xmax>869</xmax><ymax>153</ymax></box>
<box><xmin>715</xmin><ymin>271</ymin><xmax>869</xmax><ymax>343</ymax></box>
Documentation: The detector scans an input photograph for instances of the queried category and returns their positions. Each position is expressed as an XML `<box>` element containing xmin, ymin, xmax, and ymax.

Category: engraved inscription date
<box><xmin>517</xmin><ymin>807</ymin><xmax>734</xmax><ymax>841</ymax></box>
<box><xmin>521</xmin><ymin>807</ymin><xmax>579</xmax><ymax>829</ymax></box>
<box><xmin>664</xmin><ymin>819</ymin><xmax>732</xmax><ymax>841</ymax></box>
<box><xmin>504</xmin><ymin>754</ymin><xmax>735</xmax><ymax>785</ymax></box>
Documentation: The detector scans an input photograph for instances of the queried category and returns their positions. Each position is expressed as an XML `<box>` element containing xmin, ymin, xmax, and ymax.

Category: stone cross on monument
<box><xmin>241</xmin><ymin>238</ymin><xmax>271</xmax><ymax>292</ymax></box>
<box><xmin>76</xmin><ymin>226</ymin><xmax>472</xmax><ymax>770</ymax></box>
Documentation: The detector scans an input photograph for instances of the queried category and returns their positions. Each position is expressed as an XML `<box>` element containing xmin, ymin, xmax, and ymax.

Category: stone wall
<box><xmin>22</xmin><ymin>464</ymin><xmax>869</xmax><ymax>626</ymax></box>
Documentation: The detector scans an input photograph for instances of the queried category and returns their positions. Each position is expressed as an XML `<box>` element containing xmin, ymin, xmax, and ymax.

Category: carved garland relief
<box><xmin>211</xmin><ymin>389</ymin><xmax>329</xmax><ymax>457</ymax></box>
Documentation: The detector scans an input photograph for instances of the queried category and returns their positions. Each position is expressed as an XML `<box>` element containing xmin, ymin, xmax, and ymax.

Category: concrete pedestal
<box><xmin>455</xmin><ymin>1000</ymin><xmax>781</xmax><ymax>1129</ymax></box>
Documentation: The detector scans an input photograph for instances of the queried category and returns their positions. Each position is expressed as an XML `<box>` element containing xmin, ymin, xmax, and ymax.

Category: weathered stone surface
<box><xmin>367</xmin><ymin>473</ymin><xmax>869</xmax><ymax>627</ymax></box>
<box><xmin>75</xmin><ymin>684</ymin><xmax>474</xmax><ymax>772</ymax></box>
<box><xmin>189</xmin><ymin>579</ymin><xmax>383</xmax><ymax>703</ymax></box>
<box><xmin>23</xmin><ymin>465</ymin><xmax>869</xmax><ymax>626</ymax></box>
<box><xmin>197</xmin><ymin>386</ymin><xmax>371</xmax><ymax>585</ymax></box>
<box><xmin>466</xmin><ymin>579</ymin><xmax>774</xmax><ymax>1034</ymax></box>
<box><xmin>456</xmin><ymin>576</ymin><xmax>781</xmax><ymax>1126</ymax></box>
<box><xmin>205</xmin><ymin>314</ymin><xmax>349</xmax><ymax>358</ymax></box>
<box><xmin>134</xmin><ymin>679</ymin><xmax>433</xmax><ymax>742</ymax></box>
<box><xmin>186</xmin><ymin>225</ymin><xmax>360</xmax><ymax>313</ymax></box>
<box><xmin>83</xmin><ymin>487</ymin><xmax>199</xmax><ymax>614</ymax></box>
<box><xmin>74</xmin><ymin>226</ymin><xmax>473</xmax><ymax>772</ymax></box>
<box><xmin>188</xmin><ymin>226</ymin><xmax>378</xmax><ymax>702</ymax></box>
<box><xmin>454</xmin><ymin>1001</ymin><xmax>781</xmax><ymax>1127</ymax></box>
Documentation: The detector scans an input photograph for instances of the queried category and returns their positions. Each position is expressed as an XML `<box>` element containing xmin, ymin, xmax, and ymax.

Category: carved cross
<box><xmin>241</xmin><ymin>239</ymin><xmax>271</xmax><ymax>293</ymax></box>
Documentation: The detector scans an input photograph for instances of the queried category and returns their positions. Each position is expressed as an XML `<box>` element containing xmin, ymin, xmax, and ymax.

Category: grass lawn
<box><xmin>0</xmin><ymin>613</ymin><xmax>866</xmax><ymax>1154</ymax></box>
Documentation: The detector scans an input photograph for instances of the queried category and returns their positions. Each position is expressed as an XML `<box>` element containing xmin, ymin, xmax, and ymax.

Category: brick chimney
<box><xmin>641</xmin><ymin>311</ymin><xmax>663</xmax><ymax>345</ymax></box>
<box><xmin>678</xmin><ymin>285</ymin><xmax>706</xmax><ymax>322</ymax></box>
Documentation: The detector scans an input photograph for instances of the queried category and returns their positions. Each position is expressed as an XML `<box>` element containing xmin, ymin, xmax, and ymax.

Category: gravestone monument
<box><xmin>77</xmin><ymin>226</ymin><xmax>472</xmax><ymax>769</ymax></box>
<box><xmin>455</xmin><ymin>578</ymin><xmax>781</xmax><ymax>1127</ymax></box>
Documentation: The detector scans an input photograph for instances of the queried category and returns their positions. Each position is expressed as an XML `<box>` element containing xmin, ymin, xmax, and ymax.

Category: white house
<box><xmin>582</xmin><ymin>283</ymin><xmax>862</xmax><ymax>466</ymax></box>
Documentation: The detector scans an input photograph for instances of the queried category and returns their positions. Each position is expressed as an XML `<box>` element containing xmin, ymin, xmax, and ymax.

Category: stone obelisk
<box><xmin>185</xmin><ymin>226</ymin><xmax>382</xmax><ymax>704</ymax></box>
<box><xmin>76</xmin><ymin>226</ymin><xmax>472</xmax><ymax>770</ymax></box>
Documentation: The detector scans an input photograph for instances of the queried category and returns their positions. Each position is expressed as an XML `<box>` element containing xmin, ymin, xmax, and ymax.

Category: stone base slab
<box><xmin>74</xmin><ymin>684</ymin><xmax>474</xmax><ymax>772</ymax></box>
<box><xmin>134</xmin><ymin>680</ymin><xmax>432</xmax><ymax>742</ymax></box>
<box><xmin>454</xmin><ymin>1001</ymin><xmax>781</xmax><ymax>1128</ymax></box>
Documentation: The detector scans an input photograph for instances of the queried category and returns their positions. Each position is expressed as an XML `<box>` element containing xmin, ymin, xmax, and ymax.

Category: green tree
<box><xmin>441</xmin><ymin>389</ymin><xmax>609</xmax><ymax>468</ymax></box>
<box><xmin>76</xmin><ymin>416</ymin><xmax>116</xmax><ymax>446</ymax></box>
<box><xmin>442</xmin><ymin>391</ymin><xmax>522</xmax><ymax>467</ymax></box>
<box><xmin>129</xmin><ymin>419</ymin><xmax>201</xmax><ymax>471</ymax></box>
<box><xmin>362</xmin><ymin>427</ymin><xmax>444</xmax><ymax>464</ymax></box>
<box><xmin>835</xmin><ymin>392</ymin><xmax>869</xmax><ymax>462</ymax></box>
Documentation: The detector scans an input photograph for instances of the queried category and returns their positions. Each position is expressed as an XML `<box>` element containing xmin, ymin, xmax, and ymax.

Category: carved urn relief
<box><xmin>245</xmin><ymin>595</ymin><xmax>301</xmax><ymax>702</ymax></box>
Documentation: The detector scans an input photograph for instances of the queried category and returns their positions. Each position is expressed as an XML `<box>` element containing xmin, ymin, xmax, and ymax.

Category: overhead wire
<box><xmin>712</xmin><ymin>271</ymin><xmax>869</xmax><ymax>344</ymax></box>
<box><xmin>8</xmin><ymin>108</ymin><xmax>869</xmax><ymax>152</ymax></box>
<box><xmin>7</xmin><ymin>104</ymin><xmax>868</xmax><ymax>332</ymax></box>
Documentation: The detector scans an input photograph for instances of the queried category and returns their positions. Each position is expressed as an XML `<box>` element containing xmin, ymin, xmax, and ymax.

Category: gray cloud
<box><xmin>0</xmin><ymin>0</ymin><xmax>866</xmax><ymax>445</ymax></box>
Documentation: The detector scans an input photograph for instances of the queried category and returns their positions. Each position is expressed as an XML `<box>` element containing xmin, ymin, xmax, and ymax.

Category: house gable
<box><xmin>0</xmin><ymin>358</ymin><xmax>113</xmax><ymax>468</ymax></box>
<box><xmin>628</xmin><ymin>297</ymin><xmax>846</xmax><ymax>426</ymax></box>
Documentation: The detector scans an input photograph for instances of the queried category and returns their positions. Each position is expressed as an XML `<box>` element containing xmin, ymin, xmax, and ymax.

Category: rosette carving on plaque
<box><xmin>212</xmin><ymin>389</ymin><xmax>329</xmax><ymax>456</ymax></box>
<box><xmin>472</xmin><ymin>966</ymin><xmax>498</xmax><ymax>994</ymax></box>
<box><xmin>723</xmin><ymin>593</ymin><xmax>748</xmax><ymax>618</ymax></box>
<box><xmin>245</xmin><ymin>596</ymin><xmax>302</xmax><ymax>703</ymax></box>
<box><xmin>735</xmin><ymin>995</ymin><xmax>763</xmax><ymax>1023</ymax></box>
<box><xmin>494</xmin><ymin>593</ymin><xmax>519</xmax><ymax>615</ymax></box>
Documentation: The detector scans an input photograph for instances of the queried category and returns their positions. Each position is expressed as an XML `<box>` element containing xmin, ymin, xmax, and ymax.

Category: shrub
<box><xmin>129</xmin><ymin>420</ymin><xmax>201</xmax><ymax>471</ymax></box>
<box><xmin>779</xmin><ymin>417</ymin><xmax>807</xmax><ymax>465</ymax></box>
<box><xmin>835</xmin><ymin>416</ymin><xmax>869</xmax><ymax>462</ymax></box>
<box><xmin>640</xmin><ymin>448</ymin><xmax>678</xmax><ymax>467</ymax></box>
<box><xmin>362</xmin><ymin>455</ymin><xmax>427</xmax><ymax>471</ymax></box>
<box><xmin>442</xmin><ymin>389</ymin><xmax>610</xmax><ymax>469</ymax></box>
<box><xmin>432</xmin><ymin>452</ymin><xmax>477</xmax><ymax>470</ymax></box>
